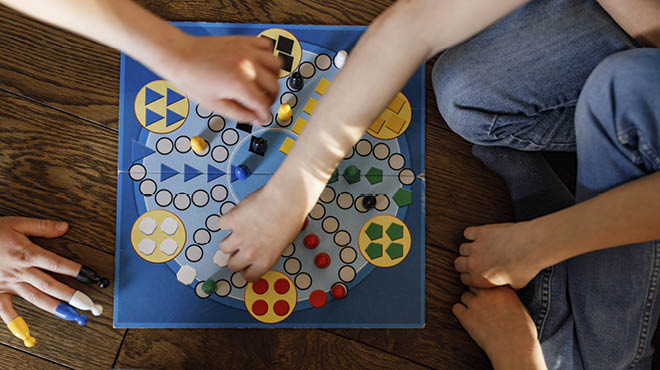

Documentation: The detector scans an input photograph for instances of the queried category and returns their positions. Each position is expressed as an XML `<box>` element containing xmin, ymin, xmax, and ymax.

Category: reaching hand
<box><xmin>453</xmin><ymin>222</ymin><xmax>544</xmax><ymax>290</ymax></box>
<box><xmin>162</xmin><ymin>35</ymin><xmax>282</xmax><ymax>124</ymax></box>
<box><xmin>0</xmin><ymin>217</ymin><xmax>81</xmax><ymax>323</ymax></box>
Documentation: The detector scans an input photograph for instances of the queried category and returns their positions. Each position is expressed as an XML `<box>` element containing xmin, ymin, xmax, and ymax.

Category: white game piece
<box><xmin>69</xmin><ymin>290</ymin><xmax>103</xmax><ymax>316</ymax></box>
<box><xmin>139</xmin><ymin>217</ymin><xmax>157</xmax><ymax>235</ymax></box>
<box><xmin>176</xmin><ymin>265</ymin><xmax>197</xmax><ymax>285</ymax></box>
<box><xmin>160</xmin><ymin>217</ymin><xmax>179</xmax><ymax>235</ymax></box>
<box><xmin>334</xmin><ymin>50</ymin><xmax>348</xmax><ymax>69</ymax></box>
<box><xmin>138</xmin><ymin>238</ymin><xmax>157</xmax><ymax>255</ymax></box>
<box><xmin>160</xmin><ymin>238</ymin><xmax>178</xmax><ymax>255</ymax></box>
<box><xmin>213</xmin><ymin>250</ymin><xmax>230</xmax><ymax>268</ymax></box>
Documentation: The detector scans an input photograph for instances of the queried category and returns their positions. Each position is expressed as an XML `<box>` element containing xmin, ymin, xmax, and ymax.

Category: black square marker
<box><xmin>248</xmin><ymin>136</ymin><xmax>267</xmax><ymax>156</ymax></box>
<box><xmin>279</xmin><ymin>53</ymin><xmax>294</xmax><ymax>72</ymax></box>
<box><xmin>236</xmin><ymin>122</ymin><xmax>252</xmax><ymax>133</ymax></box>
<box><xmin>259</xmin><ymin>35</ymin><xmax>277</xmax><ymax>50</ymax></box>
<box><xmin>276</xmin><ymin>36</ymin><xmax>294</xmax><ymax>54</ymax></box>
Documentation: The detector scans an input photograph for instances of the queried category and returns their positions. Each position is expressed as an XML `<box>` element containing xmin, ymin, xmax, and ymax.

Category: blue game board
<box><xmin>115</xmin><ymin>23</ymin><xmax>425</xmax><ymax>328</ymax></box>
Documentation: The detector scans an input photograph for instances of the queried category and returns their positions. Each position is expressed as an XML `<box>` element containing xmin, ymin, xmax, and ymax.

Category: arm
<box><xmin>598</xmin><ymin>0</ymin><xmax>660</xmax><ymax>47</ymax></box>
<box><xmin>455</xmin><ymin>172</ymin><xmax>660</xmax><ymax>289</ymax></box>
<box><xmin>0</xmin><ymin>0</ymin><xmax>281</xmax><ymax>123</ymax></box>
<box><xmin>218</xmin><ymin>0</ymin><xmax>530</xmax><ymax>281</ymax></box>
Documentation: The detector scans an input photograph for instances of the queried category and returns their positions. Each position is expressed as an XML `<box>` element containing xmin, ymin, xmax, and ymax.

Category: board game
<box><xmin>114</xmin><ymin>23</ymin><xmax>425</xmax><ymax>328</ymax></box>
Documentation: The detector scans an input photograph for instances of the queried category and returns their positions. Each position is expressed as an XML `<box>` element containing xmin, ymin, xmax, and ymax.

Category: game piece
<box><xmin>343</xmin><ymin>165</ymin><xmax>360</xmax><ymax>184</ymax></box>
<box><xmin>314</xmin><ymin>252</ymin><xmax>330</xmax><ymax>268</ymax></box>
<box><xmin>201</xmin><ymin>280</ymin><xmax>216</xmax><ymax>295</ymax></box>
<box><xmin>303</xmin><ymin>234</ymin><xmax>320</xmax><ymax>249</ymax></box>
<box><xmin>54</xmin><ymin>303</ymin><xmax>87</xmax><ymax>326</ymax></box>
<box><xmin>251</xmin><ymin>137</ymin><xmax>267</xmax><ymax>155</ymax></box>
<box><xmin>234</xmin><ymin>164</ymin><xmax>251</xmax><ymax>180</ymax></box>
<box><xmin>213</xmin><ymin>250</ymin><xmax>230</xmax><ymax>267</ymax></box>
<box><xmin>76</xmin><ymin>265</ymin><xmax>109</xmax><ymax>288</ymax></box>
<box><xmin>69</xmin><ymin>290</ymin><xmax>103</xmax><ymax>316</ymax></box>
<box><xmin>138</xmin><ymin>238</ymin><xmax>157</xmax><ymax>255</ymax></box>
<box><xmin>362</xmin><ymin>195</ymin><xmax>377</xmax><ymax>210</ymax></box>
<box><xmin>160</xmin><ymin>217</ymin><xmax>179</xmax><ymax>235</ymax></box>
<box><xmin>287</xmin><ymin>71</ymin><xmax>304</xmax><ymax>91</ymax></box>
<box><xmin>7</xmin><ymin>316</ymin><xmax>36</xmax><ymax>348</ymax></box>
<box><xmin>138</xmin><ymin>217</ymin><xmax>157</xmax><ymax>235</ymax></box>
<box><xmin>330</xmin><ymin>283</ymin><xmax>347</xmax><ymax>300</ymax></box>
<box><xmin>301</xmin><ymin>217</ymin><xmax>309</xmax><ymax>230</ymax></box>
<box><xmin>277</xmin><ymin>103</ymin><xmax>292</xmax><ymax>121</ymax></box>
<box><xmin>190</xmin><ymin>136</ymin><xmax>207</xmax><ymax>155</ymax></box>
<box><xmin>159</xmin><ymin>238</ymin><xmax>178</xmax><ymax>255</ymax></box>
<box><xmin>309</xmin><ymin>289</ymin><xmax>327</xmax><ymax>308</ymax></box>
<box><xmin>334</xmin><ymin>50</ymin><xmax>347</xmax><ymax>69</ymax></box>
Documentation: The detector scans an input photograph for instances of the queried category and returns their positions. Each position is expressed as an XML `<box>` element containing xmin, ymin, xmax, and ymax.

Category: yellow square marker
<box><xmin>279</xmin><ymin>137</ymin><xmax>296</xmax><ymax>155</ymax></box>
<box><xmin>303</xmin><ymin>98</ymin><xmax>318</xmax><ymax>115</ymax></box>
<box><xmin>368</xmin><ymin>117</ymin><xmax>386</xmax><ymax>134</ymax></box>
<box><xmin>387</xmin><ymin>93</ymin><xmax>406</xmax><ymax>114</ymax></box>
<box><xmin>315</xmin><ymin>78</ymin><xmax>331</xmax><ymax>95</ymax></box>
<box><xmin>385</xmin><ymin>114</ymin><xmax>406</xmax><ymax>134</ymax></box>
<box><xmin>291</xmin><ymin>117</ymin><xmax>307</xmax><ymax>135</ymax></box>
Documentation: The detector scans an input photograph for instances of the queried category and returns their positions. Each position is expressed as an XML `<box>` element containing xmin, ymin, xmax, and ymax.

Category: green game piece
<box><xmin>201</xmin><ymin>280</ymin><xmax>216</xmax><ymax>295</ymax></box>
<box><xmin>386</xmin><ymin>223</ymin><xmax>404</xmax><ymax>241</ymax></box>
<box><xmin>343</xmin><ymin>165</ymin><xmax>360</xmax><ymax>184</ymax></box>
<box><xmin>392</xmin><ymin>188</ymin><xmax>413</xmax><ymax>207</ymax></box>
<box><xmin>328</xmin><ymin>169</ymin><xmax>338</xmax><ymax>184</ymax></box>
<box><xmin>366</xmin><ymin>167</ymin><xmax>383</xmax><ymax>185</ymax></box>
<box><xmin>386</xmin><ymin>243</ymin><xmax>404</xmax><ymax>259</ymax></box>
<box><xmin>365</xmin><ymin>242</ymin><xmax>383</xmax><ymax>259</ymax></box>
<box><xmin>365</xmin><ymin>222</ymin><xmax>383</xmax><ymax>241</ymax></box>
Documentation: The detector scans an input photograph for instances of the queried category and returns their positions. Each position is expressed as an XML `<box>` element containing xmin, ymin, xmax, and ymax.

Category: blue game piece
<box><xmin>54</xmin><ymin>303</ymin><xmax>88</xmax><ymax>326</ymax></box>
<box><xmin>234</xmin><ymin>165</ymin><xmax>250</xmax><ymax>180</ymax></box>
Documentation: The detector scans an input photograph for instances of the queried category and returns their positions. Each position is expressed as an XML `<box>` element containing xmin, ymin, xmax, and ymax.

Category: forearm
<box><xmin>598</xmin><ymin>0</ymin><xmax>660</xmax><ymax>47</ymax></box>
<box><xmin>528</xmin><ymin>172</ymin><xmax>660</xmax><ymax>268</ymax></box>
<box><xmin>0</xmin><ymin>0</ymin><xmax>185</xmax><ymax>73</ymax></box>
<box><xmin>492</xmin><ymin>342</ymin><xmax>547</xmax><ymax>370</ymax></box>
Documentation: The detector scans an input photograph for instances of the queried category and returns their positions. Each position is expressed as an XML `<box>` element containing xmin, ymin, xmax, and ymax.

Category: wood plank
<box><xmin>0</xmin><ymin>90</ymin><xmax>118</xmax><ymax>254</ymax></box>
<box><xmin>0</xmin><ymin>344</ymin><xmax>70</xmax><ymax>370</ymax></box>
<box><xmin>114</xmin><ymin>327</ymin><xmax>430</xmax><ymax>370</ymax></box>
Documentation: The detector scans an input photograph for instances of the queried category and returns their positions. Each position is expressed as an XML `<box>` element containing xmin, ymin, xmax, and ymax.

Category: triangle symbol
<box><xmin>166</xmin><ymin>88</ymin><xmax>185</xmax><ymax>106</ymax></box>
<box><xmin>131</xmin><ymin>140</ymin><xmax>156</xmax><ymax>162</ymax></box>
<box><xmin>184</xmin><ymin>164</ymin><xmax>202</xmax><ymax>182</ymax></box>
<box><xmin>160</xmin><ymin>163</ymin><xmax>179</xmax><ymax>182</ymax></box>
<box><xmin>166</xmin><ymin>109</ymin><xmax>185</xmax><ymax>127</ymax></box>
<box><xmin>146</xmin><ymin>108</ymin><xmax>164</xmax><ymax>126</ymax></box>
<box><xmin>207</xmin><ymin>164</ymin><xmax>226</xmax><ymax>183</ymax></box>
<box><xmin>145</xmin><ymin>87</ymin><xmax>164</xmax><ymax>106</ymax></box>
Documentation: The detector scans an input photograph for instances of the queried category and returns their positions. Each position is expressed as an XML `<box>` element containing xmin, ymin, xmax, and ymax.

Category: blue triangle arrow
<box><xmin>145</xmin><ymin>87</ymin><xmax>164</xmax><ymax>105</ymax></box>
<box><xmin>160</xmin><ymin>163</ymin><xmax>179</xmax><ymax>182</ymax></box>
<box><xmin>184</xmin><ymin>164</ymin><xmax>202</xmax><ymax>182</ymax></box>
<box><xmin>131</xmin><ymin>140</ymin><xmax>156</xmax><ymax>162</ymax></box>
<box><xmin>166</xmin><ymin>88</ymin><xmax>185</xmax><ymax>106</ymax></box>
<box><xmin>146</xmin><ymin>108</ymin><xmax>164</xmax><ymax>126</ymax></box>
<box><xmin>207</xmin><ymin>164</ymin><xmax>226</xmax><ymax>182</ymax></box>
<box><xmin>166</xmin><ymin>109</ymin><xmax>185</xmax><ymax>127</ymax></box>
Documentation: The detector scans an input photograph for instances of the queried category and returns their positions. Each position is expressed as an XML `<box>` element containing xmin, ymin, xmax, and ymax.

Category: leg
<box><xmin>567</xmin><ymin>48</ymin><xmax>660</xmax><ymax>370</ymax></box>
<box><xmin>432</xmin><ymin>0</ymin><xmax>636</xmax><ymax>151</ymax></box>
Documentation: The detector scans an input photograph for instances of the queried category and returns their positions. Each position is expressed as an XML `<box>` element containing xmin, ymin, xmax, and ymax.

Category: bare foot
<box><xmin>453</xmin><ymin>287</ymin><xmax>547</xmax><ymax>370</ymax></box>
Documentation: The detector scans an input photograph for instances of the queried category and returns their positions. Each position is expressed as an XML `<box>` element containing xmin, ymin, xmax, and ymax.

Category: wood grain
<box><xmin>0</xmin><ymin>343</ymin><xmax>69</xmax><ymax>370</ymax></box>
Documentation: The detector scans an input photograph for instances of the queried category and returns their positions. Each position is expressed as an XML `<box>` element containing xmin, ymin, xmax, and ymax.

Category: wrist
<box><xmin>517</xmin><ymin>219</ymin><xmax>556</xmax><ymax>272</ymax></box>
<box><xmin>134</xmin><ymin>24</ymin><xmax>190</xmax><ymax>78</ymax></box>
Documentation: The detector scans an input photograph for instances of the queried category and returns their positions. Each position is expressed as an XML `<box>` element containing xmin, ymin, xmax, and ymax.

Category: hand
<box><xmin>218</xmin><ymin>183</ymin><xmax>307</xmax><ymax>281</ymax></box>
<box><xmin>162</xmin><ymin>35</ymin><xmax>282</xmax><ymax>124</ymax></box>
<box><xmin>454</xmin><ymin>222</ymin><xmax>544</xmax><ymax>289</ymax></box>
<box><xmin>453</xmin><ymin>287</ymin><xmax>546</xmax><ymax>370</ymax></box>
<box><xmin>0</xmin><ymin>217</ymin><xmax>81</xmax><ymax>324</ymax></box>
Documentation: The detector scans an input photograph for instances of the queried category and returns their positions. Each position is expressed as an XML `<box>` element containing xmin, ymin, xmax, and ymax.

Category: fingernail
<box><xmin>56</xmin><ymin>222</ymin><xmax>67</xmax><ymax>231</ymax></box>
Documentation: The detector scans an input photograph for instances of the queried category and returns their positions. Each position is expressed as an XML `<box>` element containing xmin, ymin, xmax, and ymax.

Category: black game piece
<box><xmin>250</xmin><ymin>137</ymin><xmax>268</xmax><ymax>156</ymax></box>
<box><xmin>279</xmin><ymin>54</ymin><xmax>294</xmax><ymax>72</ymax></box>
<box><xmin>276</xmin><ymin>35</ymin><xmax>294</xmax><ymax>54</ymax></box>
<box><xmin>362</xmin><ymin>195</ymin><xmax>377</xmax><ymax>210</ymax></box>
<box><xmin>76</xmin><ymin>265</ymin><xmax>110</xmax><ymax>288</ymax></box>
<box><xmin>287</xmin><ymin>72</ymin><xmax>304</xmax><ymax>91</ymax></box>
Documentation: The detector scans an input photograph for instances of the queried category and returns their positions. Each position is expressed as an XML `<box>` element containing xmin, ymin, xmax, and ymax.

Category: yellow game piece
<box><xmin>8</xmin><ymin>316</ymin><xmax>36</xmax><ymax>348</ymax></box>
<box><xmin>291</xmin><ymin>117</ymin><xmax>307</xmax><ymax>135</ymax></box>
<box><xmin>277</xmin><ymin>104</ymin><xmax>293</xmax><ymax>121</ymax></box>
<box><xmin>190</xmin><ymin>136</ymin><xmax>207</xmax><ymax>154</ymax></box>
<box><xmin>279</xmin><ymin>137</ymin><xmax>296</xmax><ymax>155</ymax></box>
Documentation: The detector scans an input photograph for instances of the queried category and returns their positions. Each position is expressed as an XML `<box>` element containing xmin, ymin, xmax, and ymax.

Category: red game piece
<box><xmin>274</xmin><ymin>278</ymin><xmax>290</xmax><ymax>294</ymax></box>
<box><xmin>252</xmin><ymin>300</ymin><xmax>268</xmax><ymax>316</ymax></box>
<box><xmin>303</xmin><ymin>234</ymin><xmax>320</xmax><ymax>249</ymax></box>
<box><xmin>314</xmin><ymin>252</ymin><xmax>330</xmax><ymax>268</ymax></box>
<box><xmin>309</xmin><ymin>289</ymin><xmax>327</xmax><ymax>308</ymax></box>
<box><xmin>330</xmin><ymin>283</ymin><xmax>347</xmax><ymax>300</ymax></box>
<box><xmin>252</xmin><ymin>278</ymin><xmax>269</xmax><ymax>295</ymax></box>
<box><xmin>273</xmin><ymin>300</ymin><xmax>290</xmax><ymax>316</ymax></box>
<box><xmin>301</xmin><ymin>217</ymin><xmax>309</xmax><ymax>230</ymax></box>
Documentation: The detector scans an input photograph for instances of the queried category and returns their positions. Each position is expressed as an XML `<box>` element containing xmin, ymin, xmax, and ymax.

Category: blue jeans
<box><xmin>432</xmin><ymin>1</ymin><xmax>660</xmax><ymax>369</ymax></box>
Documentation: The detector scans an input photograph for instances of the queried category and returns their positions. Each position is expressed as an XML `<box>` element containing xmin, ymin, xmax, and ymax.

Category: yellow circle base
<box><xmin>244</xmin><ymin>271</ymin><xmax>297</xmax><ymax>323</ymax></box>
<box><xmin>131</xmin><ymin>210</ymin><xmax>186</xmax><ymax>263</ymax></box>
<box><xmin>358</xmin><ymin>215</ymin><xmax>412</xmax><ymax>268</ymax></box>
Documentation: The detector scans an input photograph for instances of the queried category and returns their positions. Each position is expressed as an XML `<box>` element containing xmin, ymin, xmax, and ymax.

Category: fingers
<box><xmin>463</xmin><ymin>226</ymin><xmax>478</xmax><ymax>241</ymax></box>
<box><xmin>256</xmin><ymin>51</ymin><xmax>282</xmax><ymax>74</ymax></box>
<box><xmin>22</xmin><ymin>268</ymin><xmax>75</xmax><ymax>303</ymax></box>
<box><xmin>460</xmin><ymin>272</ymin><xmax>474</xmax><ymax>286</ymax></box>
<box><xmin>460</xmin><ymin>291</ymin><xmax>475</xmax><ymax>307</ymax></box>
<box><xmin>13</xmin><ymin>283</ymin><xmax>59</xmax><ymax>314</ymax></box>
<box><xmin>227</xmin><ymin>251</ymin><xmax>250</xmax><ymax>273</ymax></box>
<box><xmin>234</xmin><ymin>72</ymin><xmax>273</xmax><ymax>123</ymax></box>
<box><xmin>241</xmin><ymin>263</ymin><xmax>266</xmax><ymax>282</ymax></box>
<box><xmin>219</xmin><ymin>234</ymin><xmax>239</xmax><ymax>256</ymax></box>
<box><xmin>10</xmin><ymin>217</ymin><xmax>68</xmax><ymax>238</ymax></box>
<box><xmin>454</xmin><ymin>256</ymin><xmax>469</xmax><ymax>272</ymax></box>
<box><xmin>459</xmin><ymin>243</ymin><xmax>471</xmax><ymax>256</ymax></box>
<box><xmin>451</xmin><ymin>302</ymin><xmax>467</xmax><ymax>320</ymax></box>
<box><xmin>469</xmin><ymin>286</ymin><xmax>481</xmax><ymax>294</ymax></box>
<box><xmin>0</xmin><ymin>293</ymin><xmax>18</xmax><ymax>324</ymax></box>
<box><xmin>253</xmin><ymin>36</ymin><xmax>275</xmax><ymax>50</ymax></box>
<box><xmin>28</xmin><ymin>245</ymin><xmax>80</xmax><ymax>277</ymax></box>
<box><xmin>253</xmin><ymin>63</ymin><xmax>280</xmax><ymax>100</ymax></box>
<box><xmin>213</xmin><ymin>99</ymin><xmax>260</xmax><ymax>123</ymax></box>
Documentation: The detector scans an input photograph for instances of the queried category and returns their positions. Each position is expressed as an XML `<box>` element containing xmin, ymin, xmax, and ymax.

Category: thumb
<box><xmin>10</xmin><ymin>217</ymin><xmax>68</xmax><ymax>238</ymax></box>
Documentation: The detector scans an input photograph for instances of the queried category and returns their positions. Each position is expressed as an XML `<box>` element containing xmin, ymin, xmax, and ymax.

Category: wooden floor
<box><xmin>1</xmin><ymin>1</ymin><xmax>655</xmax><ymax>369</ymax></box>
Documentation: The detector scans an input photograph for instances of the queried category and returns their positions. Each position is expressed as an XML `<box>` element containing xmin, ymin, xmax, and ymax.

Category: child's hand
<box><xmin>0</xmin><ymin>217</ymin><xmax>81</xmax><ymax>322</ymax></box>
<box><xmin>218</xmin><ymin>184</ymin><xmax>307</xmax><ymax>282</ymax></box>
<box><xmin>453</xmin><ymin>222</ymin><xmax>544</xmax><ymax>290</ymax></box>
<box><xmin>161</xmin><ymin>35</ymin><xmax>282</xmax><ymax>124</ymax></box>
<box><xmin>453</xmin><ymin>287</ymin><xmax>547</xmax><ymax>370</ymax></box>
